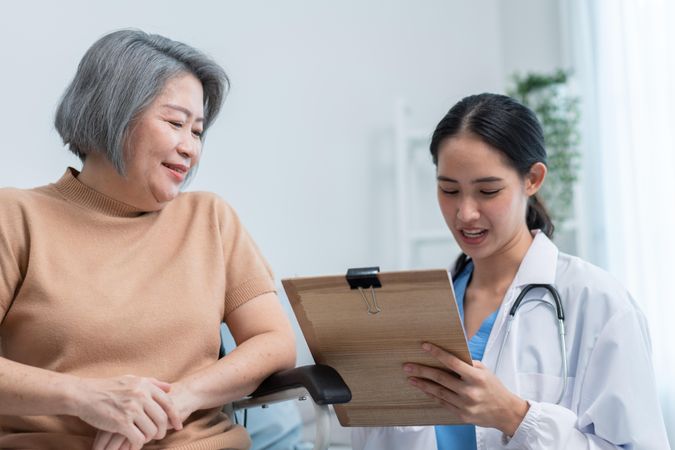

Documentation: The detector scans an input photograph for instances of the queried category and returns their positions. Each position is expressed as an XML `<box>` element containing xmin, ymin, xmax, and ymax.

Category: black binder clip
<box><xmin>346</xmin><ymin>267</ymin><xmax>382</xmax><ymax>315</ymax></box>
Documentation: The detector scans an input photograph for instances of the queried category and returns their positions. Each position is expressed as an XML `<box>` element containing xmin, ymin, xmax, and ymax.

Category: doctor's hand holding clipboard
<box><xmin>352</xmin><ymin>94</ymin><xmax>671</xmax><ymax>450</ymax></box>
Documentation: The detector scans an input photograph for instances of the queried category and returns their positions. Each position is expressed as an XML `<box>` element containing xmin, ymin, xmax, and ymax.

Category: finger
<box><xmin>419</xmin><ymin>387</ymin><xmax>473</xmax><ymax>425</ymax></box>
<box><xmin>149</xmin><ymin>385</ymin><xmax>183</xmax><ymax>430</ymax></box>
<box><xmin>422</xmin><ymin>342</ymin><xmax>477</xmax><ymax>380</ymax></box>
<box><xmin>149</xmin><ymin>378</ymin><xmax>172</xmax><ymax>393</ymax></box>
<box><xmin>404</xmin><ymin>363</ymin><xmax>463</xmax><ymax>392</ymax></box>
<box><xmin>119</xmin><ymin>439</ymin><xmax>140</xmax><ymax>450</ymax></box>
<box><xmin>408</xmin><ymin>376</ymin><xmax>465</xmax><ymax>409</ymax></box>
<box><xmin>144</xmin><ymin>397</ymin><xmax>169</xmax><ymax>439</ymax></box>
<box><xmin>93</xmin><ymin>431</ymin><xmax>114</xmax><ymax>450</ymax></box>
<box><xmin>123</xmin><ymin>439</ymin><xmax>142</xmax><ymax>450</ymax></box>
<box><xmin>119</xmin><ymin>424</ymin><xmax>146</xmax><ymax>450</ymax></box>
<box><xmin>132</xmin><ymin>412</ymin><xmax>158</xmax><ymax>443</ymax></box>
<box><xmin>103</xmin><ymin>433</ymin><xmax>127</xmax><ymax>450</ymax></box>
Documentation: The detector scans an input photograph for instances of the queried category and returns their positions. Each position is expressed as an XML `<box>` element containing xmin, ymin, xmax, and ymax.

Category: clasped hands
<box><xmin>81</xmin><ymin>343</ymin><xmax>529</xmax><ymax>449</ymax></box>
<box><xmin>74</xmin><ymin>375</ymin><xmax>197</xmax><ymax>450</ymax></box>
<box><xmin>404</xmin><ymin>342</ymin><xmax>529</xmax><ymax>437</ymax></box>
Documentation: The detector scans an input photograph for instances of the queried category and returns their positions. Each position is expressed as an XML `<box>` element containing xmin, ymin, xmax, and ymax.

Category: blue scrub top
<box><xmin>435</xmin><ymin>261</ymin><xmax>499</xmax><ymax>450</ymax></box>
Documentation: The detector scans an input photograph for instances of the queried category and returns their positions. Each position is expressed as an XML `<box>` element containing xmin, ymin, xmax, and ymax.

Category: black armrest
<box><xmin>250</xmin><ymin>364</ymin><xmax>352</xmax><ymax>405</ymax></box>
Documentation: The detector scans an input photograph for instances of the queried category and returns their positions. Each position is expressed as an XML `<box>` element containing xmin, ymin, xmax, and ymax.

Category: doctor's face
<box><xmin>435</xmin><ymin>133</ymin><xmax>534</xmax><ymax>262</ymax></box>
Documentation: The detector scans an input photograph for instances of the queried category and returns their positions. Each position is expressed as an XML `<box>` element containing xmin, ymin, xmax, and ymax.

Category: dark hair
<box><xmin>55</xmin><ymin>29</ymin><xmax>229</xmax><ymax>177</ymax></box>
<box><xmin>429</xmin><ymin>93</ymin><xmax>554</xmax><ymax>276</ymax></box>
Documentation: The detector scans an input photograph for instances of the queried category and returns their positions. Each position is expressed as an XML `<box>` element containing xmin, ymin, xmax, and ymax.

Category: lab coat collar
<box><xmin>512</xmin><ymin>230</ymin><xmax>559</xmax><ymax>287</ymax></box>
<box><xmin>479</xmin><ymin>230</ymin><xmax>559</xmax><ymax>374</ymax></box>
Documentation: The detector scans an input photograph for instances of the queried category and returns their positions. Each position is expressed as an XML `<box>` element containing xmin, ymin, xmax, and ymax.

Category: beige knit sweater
<box><xmin>0</xmin><ymin>168</ymin><xmax>276</xmax><ymax>449</ymax></box>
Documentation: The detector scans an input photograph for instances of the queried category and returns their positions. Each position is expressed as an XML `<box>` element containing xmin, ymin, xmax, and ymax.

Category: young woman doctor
<box><xmin>352</xmin><ymin>94</ymin><xmax>670</xmax><ymax>450</ymax></box>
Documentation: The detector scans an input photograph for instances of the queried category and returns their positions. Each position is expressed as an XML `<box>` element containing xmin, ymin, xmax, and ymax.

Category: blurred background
<box><xmin>1</xmin><ymin>0</ymin><xmax>673</xmax><ymax>446</ymax></box>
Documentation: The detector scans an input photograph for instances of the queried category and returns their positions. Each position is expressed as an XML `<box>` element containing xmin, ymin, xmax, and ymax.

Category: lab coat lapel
<box><xmin>480</xmin><ymin>231</ymin><xmax>559</xmax><ymax>371</ymax></box>
<box><xmin>475</xmin><ymin>232</ymin><xmax>562</xmax><ymax>448</ymax></box>
<box><xmin>511</xmin><ymin>231</ymin><xmax>558</xmax><ymax>288</ymax></box>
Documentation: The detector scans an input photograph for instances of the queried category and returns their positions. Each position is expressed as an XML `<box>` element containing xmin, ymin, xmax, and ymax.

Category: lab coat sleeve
<box><xmin>504</xmin><ymin>308</ymin><xmax>671</xmax><ymax>450</ymax></box>
<box><xmin>351</xmin><ymin>426</ymin><xmax>438</xmax><ymax>450</ymax></box>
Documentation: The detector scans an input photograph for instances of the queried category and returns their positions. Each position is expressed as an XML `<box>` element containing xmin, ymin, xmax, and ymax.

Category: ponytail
<box><xmin>527</xmin><ymin>194</ymin><xmax>554</xmax><ymax>238</ymax></box>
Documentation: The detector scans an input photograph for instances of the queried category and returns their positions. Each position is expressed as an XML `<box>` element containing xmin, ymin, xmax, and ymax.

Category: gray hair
<box><xmin>55</xmin><ymin>29</ymin><xmax>228</xmax><ymax>175</ymax></box>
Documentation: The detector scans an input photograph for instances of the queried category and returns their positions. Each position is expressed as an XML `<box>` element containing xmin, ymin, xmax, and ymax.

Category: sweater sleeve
<box><xmin>217</xmin><ymin>200</ymin><xmax>276</xmax><ymax>318</ymax></box>
<box><xmin>0</xmin><ymin>190</ymin><xmax>28</xmax><ymax>323</ymax></box>
<box><xmin>504</xmin><ymin>307</ymin><xmax>671</xmax><ymax>450</ymax></box>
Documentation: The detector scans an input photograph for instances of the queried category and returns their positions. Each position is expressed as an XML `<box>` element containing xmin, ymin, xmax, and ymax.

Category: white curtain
<box><xmin>564</xmin><ymin>0</ymin><xmax>675</xmax><ymax>442</ymax></box>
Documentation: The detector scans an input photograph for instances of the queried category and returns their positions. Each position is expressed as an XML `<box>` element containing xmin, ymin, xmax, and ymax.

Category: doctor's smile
<box><xmin>458</xmin><ymin>228</ymin><xmax>488</xmax><ymax>245</ymax></box>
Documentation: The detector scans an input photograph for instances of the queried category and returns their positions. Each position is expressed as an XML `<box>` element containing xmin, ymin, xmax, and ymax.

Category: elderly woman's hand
<box><xmin>403</xmin><ymin>342</ymin><xmax>529</xmax><ymax>437</ymax></box>
<box><xmin>90</xmin><ymin>379</ymin><xmax>199</xmax><ymax>450</ymax></box>
<box><xmin>92</xmin><ymin>431</ymin><xmax>137</xmax><ymax>450</ymax></box>
<box><xmin>72</xmin><ymin>375</ymin><xmax>182</xmax><ymax>449</ymax></box>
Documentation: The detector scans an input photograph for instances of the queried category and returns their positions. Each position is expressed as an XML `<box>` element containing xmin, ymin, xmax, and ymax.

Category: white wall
<box><xmin>499</xmin><ymin>0</ymin><xmax>564</xmax><ymax>76</ymax></box>
<box><xmin>0</xmin><ymin>0</ymin><xmax>563</xmax><ymax>279</ymax></box>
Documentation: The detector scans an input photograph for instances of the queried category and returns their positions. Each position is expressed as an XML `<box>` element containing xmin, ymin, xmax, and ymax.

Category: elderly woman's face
<box><xmin>124</xmin><ymin>73</ymin><xmax>204</xmax><ymax>205</ymax></box>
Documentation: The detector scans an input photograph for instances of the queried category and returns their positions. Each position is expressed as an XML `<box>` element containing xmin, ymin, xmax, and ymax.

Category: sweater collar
<box><xmin>53</xmin><ymin>167</ymin><xmax>147</xmax><ymax>218</ymax></box>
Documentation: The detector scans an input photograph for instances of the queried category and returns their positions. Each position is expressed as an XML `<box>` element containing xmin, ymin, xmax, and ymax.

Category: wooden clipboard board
<box><xmin>282</xmin><ymin>267</ymin><xmax>472</xmax><ymax>427</ymax></box>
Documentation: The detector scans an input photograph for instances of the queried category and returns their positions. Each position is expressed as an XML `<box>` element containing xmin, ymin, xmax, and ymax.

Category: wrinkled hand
<box><xmin>92</xmin><ymin>431</ymin><xmax>136</xmax><ymax>450</ymax></box>
<box><xmin>74</xmin><ymin>375</ymin><xmax>182</xmax><ymax>450</ymax></box>
<box><xmin>91</xmin><ymin>379</ymin><xmax>199</xmax><ymax>450</ymax></box>
<box><xmin>165</xmin><ymin>379</ymin><xmax>200</xmax><ymax>425</ymax></box>
<box><xmin>404</xmin><ymin>343</ymin><xmax>529</xmax><ymax>436</ymax></box>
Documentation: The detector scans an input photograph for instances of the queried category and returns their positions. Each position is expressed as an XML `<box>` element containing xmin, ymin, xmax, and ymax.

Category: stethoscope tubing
<box><xmin>453</xmin><ymin>260</ymin><xmax>568</xmax><ymax>405</ymax></box>
<box><xmin>509</xmin><ymin>283</ymin><xmax>565</xmax><ymax>321</ymax></box>
<box><xmin>494</xmin><ymin>284</ymin><xmax>568</xmax><ymax>405</ymax></box>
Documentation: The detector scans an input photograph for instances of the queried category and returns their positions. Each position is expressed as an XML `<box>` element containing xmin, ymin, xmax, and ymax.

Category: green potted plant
<box><xmin>507</xmin><ymin>69</ymin><xmax>581</xmax><ymax>227</ymax></box>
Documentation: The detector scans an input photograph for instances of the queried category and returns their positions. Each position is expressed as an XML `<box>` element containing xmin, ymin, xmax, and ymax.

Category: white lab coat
<box><xmin>352</xmin><ymin>231</ymin><xmax>670</xmax><ymax>450</ymax></box>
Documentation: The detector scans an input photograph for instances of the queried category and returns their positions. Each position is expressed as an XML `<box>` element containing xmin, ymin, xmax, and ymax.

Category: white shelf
<box><xmin>394</xmin><ymin>100</ymin><xmax>455</xmax><ymax>269</ymax></box>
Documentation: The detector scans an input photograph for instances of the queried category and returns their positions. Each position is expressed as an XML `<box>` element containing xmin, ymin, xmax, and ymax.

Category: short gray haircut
<box><xmin>55</xmin><ymin>29</ymin><xmax>228</xmax><ymax>175</ymax></box>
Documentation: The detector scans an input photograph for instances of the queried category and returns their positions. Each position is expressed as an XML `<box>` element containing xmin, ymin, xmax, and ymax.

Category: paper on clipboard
<box><xmin>282</xmin><ymin>267</ymin><xmax>471</xmax><ymax>427</ymax></box>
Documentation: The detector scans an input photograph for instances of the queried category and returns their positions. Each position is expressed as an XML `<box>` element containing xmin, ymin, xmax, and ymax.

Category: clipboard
<box><xmin>282</xmin><ymin>267</ymin><xmax>472</xmax><ymax>427</ymax></box>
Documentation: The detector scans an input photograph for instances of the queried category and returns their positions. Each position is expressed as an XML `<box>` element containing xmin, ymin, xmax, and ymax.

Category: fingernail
<box><xmin>408</xmin><ymin>378</ymin><xmax>418</xmax><ymax>386</ymax></box>
<box><xmin>422</xmin><ymin>343</ymin><xmax>431</xmax><ymax>351</ymax></box>
<box><xmin>403</xmin><ymin>364</ymin><xmax>412</xmax><ymax>373</ymax></box>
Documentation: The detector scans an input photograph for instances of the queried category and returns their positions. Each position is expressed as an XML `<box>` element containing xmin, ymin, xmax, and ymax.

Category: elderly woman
<box><xmin>0</xmin><ymin>30</ymin><xmax>296</xmax><ymax>450</ymax></box>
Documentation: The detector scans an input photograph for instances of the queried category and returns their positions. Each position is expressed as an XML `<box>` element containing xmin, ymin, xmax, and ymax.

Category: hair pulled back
<box><xmin>429</xmin><ymin>93</ymin><xmax>554</xmax><ymax>276</ymax></box>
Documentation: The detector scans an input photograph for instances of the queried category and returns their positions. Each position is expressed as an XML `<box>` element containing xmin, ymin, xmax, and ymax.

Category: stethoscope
<box><xmin>454</xmin><ymin>262</ymin><xmax>568</xmax><ymax>405</ymax></box>
<box><xmin>494</xmin><ymin>283</ymin><xmax>568</xmax><ymax>405</ymax></box>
